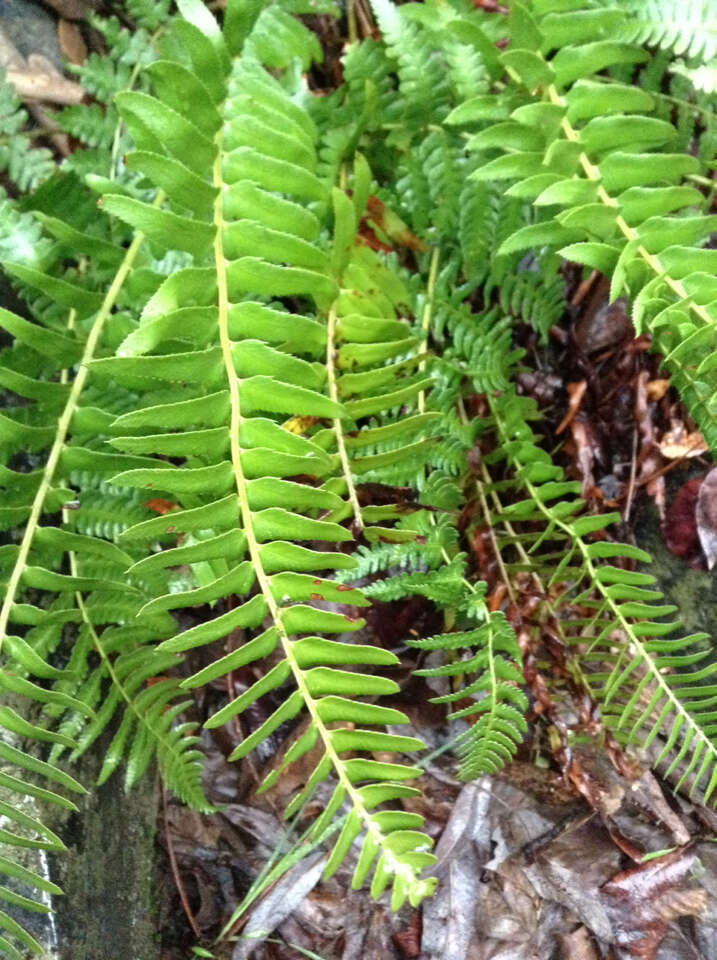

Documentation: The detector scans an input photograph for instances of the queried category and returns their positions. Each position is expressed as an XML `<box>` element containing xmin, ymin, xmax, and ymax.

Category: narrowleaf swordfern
<box><xmin>0</xmin><ymin>0</ymin><xmax>715</xmax><ymax>954</ymax></box>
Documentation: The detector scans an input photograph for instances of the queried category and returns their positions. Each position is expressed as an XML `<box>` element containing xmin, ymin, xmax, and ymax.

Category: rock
<box><xmin>0</xmin><ymin>0</ymin><xmax>63</xmax><ymax>68</ymax></box>
<box><xmin>39</xmin><ymin>0</ymin><xmax>98</xmax><ymax>20</ymax></box>
<box><xmin>634</xmin><ymin>493</ymin><xmax>717</xmax><ymax>640</ymax></box>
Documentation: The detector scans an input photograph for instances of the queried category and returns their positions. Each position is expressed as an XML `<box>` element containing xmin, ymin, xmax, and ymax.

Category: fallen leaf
<box><xmin>573</xmin><ymin>297</ymin><xmax>632</xmax><ymax>355</ymax></box>
<box><xmin>661</xmin><ymin>476</ymin><xmax>705</xmax><ymax>569</ymax></box>
<box><xmin>421</xmin><ymin>782</ymin><xmax>491</xmax><ymax>959</ymax></box>
<box><xmin>231</xmin><ymin>851</ymin><xmax>327</xmax><ymax>960</ymax></box>
<box><xmin>472</xmin><ymin>0</ymin><xmax>507</xmax><ymax>11</ymax></box>
<box><xmin>41</xmin><ymin>0</ymin><xmax>95</xmax><ymax>17</ymax></box>
<box><xmin>696</xmin><ymin>467</ymin><xmax>717</xmax><ymax>570</ymax></box>
<box><xmin>634</xmin><ymin>371</ymin><xmax>665</xmax><ymax>518</ymax></box>
<box><xmin>601</xmin><ymin>846</ymin><xmax>706</xmax><ymax>960</ymax></box>
<box><xmin>645</xmin><ymin>379</ymin><xmax>670</xmax><ymax>402</ymax></box>
<box><xmin>568</xmin><ymin>419</ymin><xmax>599</xmax><ymax>495</ymax></box>
<box><xmin>393</xmin><ymin>911</ymin><xmax>421</xmax><ymax>958</ymax></box>
<box><xmin>282</xmin><ymin>415</ymin><xmax>320</xmax><ymax>435</ymax></box>
<box><xmin>365</xmin><ymin>195</ymin><xmax>429</xmax><ymax>252</ymax></box>
<box><xmin>7</xmin><ymin>54</ymin><xmax>84</xmax><ymax>104</ymax></box>
<box><xmin>58</xmin><ymin>19</ymin><xmax>87</xmax><ymax>65</ymax></box>
<box><xmin>659</xmin><ymin>428</ymin><xmax>708</xmax><ymax>459</ymax></box>
<box><xmin>144</xmin><ymin>498</ymin><xmax>179</xmax><ymax>515</ymax></box>
<box><xmin>558</xmin><ymin>926</ymin><xmax>601</xmax><ymax>960</ymax></box>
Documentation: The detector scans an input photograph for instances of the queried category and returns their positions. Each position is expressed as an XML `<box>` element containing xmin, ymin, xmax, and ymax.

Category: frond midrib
<box><xmin>212</xmin><ymin>131</ymin><xmax>425</xmax><ymax>891</ymax></box>
<box><xmin>0</xmin><ymin>197</ymin><xmax>164</xmax><ymax>655</ymax></box>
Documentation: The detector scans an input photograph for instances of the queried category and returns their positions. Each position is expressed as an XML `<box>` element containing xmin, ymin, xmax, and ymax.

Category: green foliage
<box><xmin>607</xmin><ymin>0</ymin><xmax>717</xmax><ymax>62</ymax></box>
<box><xmin>0</xmin><ymin>0</ymin><xmax>715</xmax><ymax>951</ymax></box>
<box><xmin>413</xmin><ymin>611</ymin><xmax>528</xmax><ymax>779</ymax></box>
<box><xmin>0</xmin><ymin>75</ymin><xmax>54</xmax><ymax>192</ymax></box>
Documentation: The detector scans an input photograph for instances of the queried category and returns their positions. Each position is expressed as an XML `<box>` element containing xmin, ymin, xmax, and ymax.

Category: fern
<box><xmin>459</xmin><ymin>0</ymin><xmax>717</xmax><ymax>455</ymax></box>
<box><xmin>0</xmin><ymin>74</ymin><xmax>54</xmax><ymax>192</ymax></box>
<box><xmin>1</xmin><ymin>0</ymin><xmax>716</xmax><ymax>949</ymax></box>
<box><xmin>606</xmin><ymin>0</ymin><xmax>717</xmax><ymax>62</ymax></box>
<box><xmin>91</xmin><ymin>7</ymin><xmax>438</xmax><ymax>912</ymax></box>
<box><xmin>412</xmin><ymin>611</ymin><xmax>528</xmax><ymax>779</ymax></box>
<box><xmin>486</xmin><ymin>387</ymin><xmax>717</xmax><ymax>801</ymax></box>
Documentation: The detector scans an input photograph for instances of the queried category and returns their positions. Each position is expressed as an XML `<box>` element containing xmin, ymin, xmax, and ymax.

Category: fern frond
<box><xmin>608</xmin><ymin>0</ymin><xmax>717</xmax><ymax>62</ymax></box>
<box><xmin>459</xmin><ymin>0</ymin><xmax>717</xmax><ymax>454</ymax></box>
<box><xmin>0</xmin><ymin>73</ymin><xmax>54</xmax><ymax>191</ymax></box>
<box><xmin>485</xmin><ymin>387</ymin><xmax>717</xmax><ymax>803</ymax></box>
<box><xmin>101</xmin><ymin>13</ymin><xmax>437</xmax><ymax>908</ymax></box>
<box><xmin>413</xmin><ymin>611</ymin><xmax>528</xmax><ymax>778</ymax></box>
<box><xmin>670</xmin><ymin>59</ymin><xmax>717</xmax><ymax>94</ymax></box>
<box><xmin>0</xmin><ymin>180</ymin><xmax>208</xmax><ymax>953</ymax></box>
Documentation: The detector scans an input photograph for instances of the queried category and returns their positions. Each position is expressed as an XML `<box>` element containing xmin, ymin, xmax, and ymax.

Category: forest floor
<box><xmin>2</xmin><ymin>3</ymin><xmax>717</xmax><ymax>959</ymax></box>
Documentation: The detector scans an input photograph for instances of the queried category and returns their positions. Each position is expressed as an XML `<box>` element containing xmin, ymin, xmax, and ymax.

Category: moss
<box><xmin>634</xmin><ymin>499</ymin><xmax>717</xmax><ymax>640</ymax></box>
<box><xmin>47</xmin><ymin>743</ymin><xmax>160</xmax><ymax>960</ymax></box>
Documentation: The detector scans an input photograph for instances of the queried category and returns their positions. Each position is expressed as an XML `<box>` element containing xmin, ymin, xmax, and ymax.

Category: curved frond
<box><xmin>102</xmin><ymin>17</ymin><xmax>437</xmax><ymax>909</ymax></box>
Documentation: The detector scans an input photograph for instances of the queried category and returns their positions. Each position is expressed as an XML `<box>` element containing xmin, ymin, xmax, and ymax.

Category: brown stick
<box><xmin>161</xmin><ymin>783</ymin><xmax>201</xmax><ymax>940</ymax></box>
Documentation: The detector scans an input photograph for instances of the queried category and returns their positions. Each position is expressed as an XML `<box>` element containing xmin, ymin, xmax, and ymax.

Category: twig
<box><xmin>161</xmin><ymin>783</ymin><xmax>201</xmax><ymax>940</ymax></box>
<box><xmin>623</xmin><ymin>426</ymin><xmax>639</xmax><ymax>523</ymax></box>
<box><xmin>570</xmin><ymin>268</ymin><xmax>599</xmax><ymax>308</ymax></box>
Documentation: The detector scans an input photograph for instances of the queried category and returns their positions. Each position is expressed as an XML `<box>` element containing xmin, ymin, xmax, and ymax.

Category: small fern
<box><xmin>460</xmin><ymin>0</ymin><xmax>717</xmax><ymax>454</ymax></box>
<box><xmin>607</xmin><ymin>0</ymin><xmax>717</xmax><ymax>62</ymax></box>
<box><xmin>0</xmin><ymin>74</ymin><xmax>54</xmax><ymax>192</ymax></box>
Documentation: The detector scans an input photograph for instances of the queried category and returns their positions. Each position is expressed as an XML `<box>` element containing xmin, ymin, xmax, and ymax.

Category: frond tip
<box><xmin>412</xmin><ymin>611</ymin><xmax>529</xmax><ymax>779</ymax></box>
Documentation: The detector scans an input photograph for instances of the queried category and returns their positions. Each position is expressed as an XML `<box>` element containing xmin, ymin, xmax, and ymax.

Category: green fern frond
<box><xmin>671</xmin><ymin>59</ymin><xmax>717</xmax><ymax>94</ymax></box>
<box><xmin>458</xmin><ymin>0</ymin><xmax>717</xmax><ymax>453</ymax></box>
<box><xmin>0</xmin><ymin>173</ymin><xmax>204</xmax><ymax>957</ymax></box>
<box><xmin>485</xmin><ymin>386</ymin><xmax>717</xmax><ymax>803</ymax></box>
<box><xmin>100</xmin><ymin>10</ymin><xmax>437</xmax><ymax>908</ymax></box>
<box><xmin>607</xmin><ymin>0</ymin><xmax>717</xmax><ymax>62</ymax></box>
<box><xmin>0</xmin><ymin>74</ymin><xmax>54</xmax><ymax>191</ymax></box>
<box><xmin>413</xmin><ymin>611</ymin><xmax>529</xmax><ymax>778</ymax></box>
<box><xmin>125</xmin><ymin>0</ymin><xmax>172</xmax><ymax>29</ymax></box>
<box><xmin>2</xmin><ymin>0</ymin><xmax>717</xmax><ymax>945</ymax></box>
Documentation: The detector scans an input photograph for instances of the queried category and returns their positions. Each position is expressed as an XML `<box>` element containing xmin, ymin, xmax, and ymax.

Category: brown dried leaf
<box><xmin>364</xmin><ymin>196</ymin><xmax>429</xmax><ymax>252</ymax></box>
<box><xmin>58</xmin><ymin>19</ymin><xmax>86</xmax><ymax>65</ymax></box>
<box><xmin>573</xmin><ymin>297</ymin><xmax>632</xmax><ymax>355</ymax></box>
<box><xmin>556</xmin><ymin>380</ymin><xmax>587</xmax><ymax>435</ymax></box>
<box><xmin>661</xmin><ymin>476</ymin><xmax>704</xmax><ymax>568</ymax></box>
<box><xmin>696</xmin><ymin>467</ymin><xmax>717</xmax><ymax>570</ymax></box>
<box><xmin>7</xmin><ymin>54</ymin><xmax>84</xmax><ymax>104</ymax></box>
<box><xmin>659</xmin><ymin>428</ymin><xmax>708</xmax><ymax>460</ymax></box>
<box><xmin>569</xmin><ymin>419</ymin><xmax>598</xmax><ymax>495</ymax></box>
<box><xmin>393</xmin><ymin>912</ymin><xmax>421</xmax><ymax>958</ymax></box>
<box><xmin>601</xmin><ymin>847</ymin><xmax>705</xmax><ymax>960</ymax></box>
<box><xmin>558</xmin><ymin>926</ymin><xmax>601</xmax><ymax>960</ymax></box>
<box><xmin>40</xmin><ymin>0</ymin><xmax>95</xmax><ymax>18</ymax></box>
<box><xmin>645</xmin><ymin>379</ymin><xmax>670</xmax><ymax>402</ymax></box>
<box><xmin>634</xmin><ymin>371</ymin><xmax>665</xmax><ymax>517</ymax></box>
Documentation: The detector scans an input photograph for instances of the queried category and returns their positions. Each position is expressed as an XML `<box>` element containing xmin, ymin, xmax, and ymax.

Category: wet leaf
<box><xmin>144</xmin><ymin>498</ymin><xmax>179</xmax><ymax>515</ymax></box>
<box><xmin>573</xmin><ymin>297</ymin><xmax>633</xmax><ymax>355</ymax></box>
<box><xmin>364</xmin><ymin>196</ymin><xmax>429</xmax><ymax>252</ymax></box>
<box><xmin>421</xmin><ymin>783</ymin><xmax>491</xmax><ymax>959</ymax></box>
<box><xmin>659</xmin><ymin>428</ymin><xmax>708</xmax><ymax>459</ymax></box>
<box><xmin>556</xmin><ymin>380</ymin><xmax>587</xmax><ymax>435</ymax></box>
<box><xmin>661</xmin><ymin>475</ymin><xmax>705</xmax><ymax>569</ymax></box>
<box><xmin>231</xmin><ymin>851</ymin><xmax>327</xmax><ymax>960</ymax></box>
<box><xmin>696</xmin><ymin>467</ymin><xmax>717</xmax><ymax>570</ymax></box>
<box><xmin>601</xmin><ymin>847</ymin><xmax>706</xmax><ymax>960</ymax></box>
